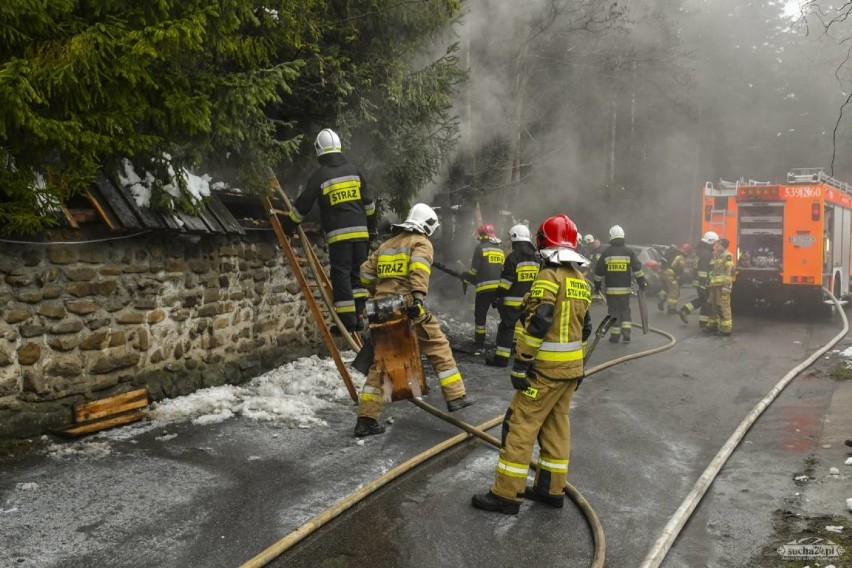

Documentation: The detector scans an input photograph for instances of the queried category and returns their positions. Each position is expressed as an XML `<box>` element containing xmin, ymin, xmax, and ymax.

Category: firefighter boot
<box><xmin>447</xmin><ymin>395</ymin><xmax>475</xmax><ymax>412</ymax></box>
<box><xmin>657</xmin><ymin>296</ymin><xmax>665</xmax><ymax>312</ymax></box>
<box><xmin>485</xmin><ymin>355</ymin><xmax>509</xmax><ymax>367</ymax></box>
<box><xmin>609</xmin><ymin>334</ymin><xmax>620</xmax><ymax>344</ymax></box>
<box><xmin>471</xmin><ymin>491</ymin><xmax>520</xmax><ymax>515</ymax></box>
<box><xmin>523</xmin><ymin>486</ymin><xmax>565</xmax><ymax>509</ymax></box>
<box><xmin>679</xmin><ymin>306</ymin><xmax>690</xmax><ymax>324</ymax></box>
<box><xmin>622</xmin><ymin>329</ymin><xmax>631</xmax><ymax>343</ymax></box>
<box><xmin>353</xmin><ymin>417</ymin><xmax>386</xmax><ymax>437</ymax></box>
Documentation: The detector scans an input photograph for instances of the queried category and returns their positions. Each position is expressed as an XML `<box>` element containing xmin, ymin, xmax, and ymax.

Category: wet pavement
<box><xmin>1</xmin><ymin>301</ymin><xmax>851</xmax><ymax>568</ymax></box>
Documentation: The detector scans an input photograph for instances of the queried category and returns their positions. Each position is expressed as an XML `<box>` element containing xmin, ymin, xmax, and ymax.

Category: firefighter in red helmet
<box><xmin>464</xmin><ymin>223</ymin><xmax>505</xmax><ymax>354</ymax></box>
<box><xmin>472</xmin><ymin>214</ymin><xmax>592</xmax><ymax>514</ymax></box>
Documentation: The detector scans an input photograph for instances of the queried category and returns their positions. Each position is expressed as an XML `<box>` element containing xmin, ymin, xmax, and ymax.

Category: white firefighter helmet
<box><xmin>583</xmin><ymin>233</ymin><xmax>595</xmax><ymax>244</ymax></box>
<box><xmin>608</xmin><ymin>225</ymin><xmax>625</xmax><ymax>241</ymax></box>
<box><xmin>393</xmin><ymin>203</ymin><xmax>440</xmax><ymax>236</ymax></box>
<box><xmin>508</xmin><ymin>224</ymin><xmax>532</xmax><ymax>243</ymax></box>
<box><xmin>314</xmin><ymin>128</ymin><xmax>342</xmax><ymax>156</ymax></box>
<box><xmin>701</xmin><ymin>230</ymin><xmax>719</xmax><ymax>244</ymax></box>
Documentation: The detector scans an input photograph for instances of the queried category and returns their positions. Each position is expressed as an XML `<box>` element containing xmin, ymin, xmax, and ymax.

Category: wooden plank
<box><xmin>95</xmin><ymin>175</ymin><xmax>144</xmax><ymax>229</ymax></box>
<box><xmin>73</xmin><ymin>389</ymin><xmax>148</xmax><ymax>423</ymax></box>
<box><xmin>159</xmin><ymin>212</ymin><xmax>182</xmax><ymax>231</ymax></box>
<box><xmin>84</xmin><ymin>187</ymin><xmax>117</xmax><ymax>230</ymax></box>
<box><xmin>59</xmin><ymin>206</ymin><xmax>79</xmax><ymax>229</ymax></box>
<box><xmin>109</xmin><ymin>179</ymin><xmax>163</xmax><ymax>229</ymax></box>
<box><xmin>75</xmin><ymin>397</ymin><xmax>149</xmax><ymax>423</ymax></box>
<box><xmin>174</xmin><ymin>209</ymin><xmax>209</xmax><ymax>233</ymax></box>
<box><xmin>55</xmin><ymin>411</ymin><xmax>147</xmax><ymax>437</ymax></box>
<box><xmin>207</xmin><ymin>196</ymin><xmax>246</xmax><ymax>234</ymax></box>
<box><xmin>197</xmin><ymin>203</ymin><xmax>226</xmax><ymax>233</ymax></box>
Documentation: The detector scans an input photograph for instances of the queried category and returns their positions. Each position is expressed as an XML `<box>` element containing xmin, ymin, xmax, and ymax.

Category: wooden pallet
<box><xmin>54</xmin><ymin>388</ymin><xmax>150</xmax><ymax>437</ymax></box>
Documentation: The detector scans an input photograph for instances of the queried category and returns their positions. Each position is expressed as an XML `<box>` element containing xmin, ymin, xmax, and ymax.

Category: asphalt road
<box><xmin>1</xmin><ymin>299</ymin><xmax>848</xmax><ymax>568</ymax></box>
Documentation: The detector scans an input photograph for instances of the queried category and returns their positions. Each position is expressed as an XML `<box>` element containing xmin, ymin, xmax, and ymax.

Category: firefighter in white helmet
<box><xmin>485</xmin><ymin>223</ymin><xmax>539</xmax><ymax>367</ymax></box>
<box><xmin>472</xmin><ymin>213</ymin><xmax>592</xmax><ymax>514</ymax></box>
<box><xmin>679</xmin><ymin>231</ymin><xmax>718</xmax><ymax>327</ymax></box>
<box><xmin>592</xmin><ymin>225</ymin><xmax>647</xmax><ymax>343</ymax></box>
<box><xmin>282</xmin><ymin>128</ymin><xmax>376</xmax><ymax>333</ymax></box>
<box><xmin>707</xmin><ymin>237</ymin><xmax>734</xmax><ymax>335</ymax></box>
<box><xmin>354</xmin><ymin>203</ymin><xmax>474</xmax><ymax>437</ymax></box>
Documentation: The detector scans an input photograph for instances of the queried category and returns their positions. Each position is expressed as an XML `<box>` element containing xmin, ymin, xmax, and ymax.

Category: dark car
<box><xmin>626</xmin><ymin>244</ymin><xmax>664</xmax><ymax>294</ymax></box>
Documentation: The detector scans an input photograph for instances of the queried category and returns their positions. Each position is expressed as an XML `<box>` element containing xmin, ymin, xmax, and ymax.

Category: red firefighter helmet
<box><xmin>477</xmin><ymin>223</ymin><xmax>496</xmax><ymax>238</ymax></box>
<box><xmin>536</xmin><ymin>214</ymin><xmax>579</xmax><ymax>250</ymax></box>
<box><xmin>680</xmin><ymin>243</ymin><xmax>692</xmax><ymax>254</ymax></box>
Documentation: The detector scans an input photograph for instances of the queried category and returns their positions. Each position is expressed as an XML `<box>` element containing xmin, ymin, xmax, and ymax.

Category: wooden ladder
<box><xmin>263</xmin><ymin>174</ymin><xmax>362</xmax><ymax>403</ymax></box>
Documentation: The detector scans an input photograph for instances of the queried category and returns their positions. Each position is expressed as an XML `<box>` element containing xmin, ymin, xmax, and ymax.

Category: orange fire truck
<box><xmin>731</xmin><ymin>168</ymin><xmax>852</xmax><ymax>309</ymax></box>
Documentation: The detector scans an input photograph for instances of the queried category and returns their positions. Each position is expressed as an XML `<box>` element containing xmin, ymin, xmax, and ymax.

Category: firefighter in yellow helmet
<box><xmin>707</xmin><ymin>237</ymin><xmax>734</xmax><ymax>335</ymax></box>
<box><xmin>472</xmin><ymin>214</ymin><xmax>592</xmax><ymax>514</ymax></box>
<box><xmin>354</xmin><ymin>204</ymin><xmax>474</xmax><ymax>437</ymax></box>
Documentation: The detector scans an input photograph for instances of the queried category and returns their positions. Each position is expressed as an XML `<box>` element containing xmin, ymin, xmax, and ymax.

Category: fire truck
<box><xmin>732</xmin><ymin>168</ymin><xmax>852</xmax><ymax>309</ymax></box>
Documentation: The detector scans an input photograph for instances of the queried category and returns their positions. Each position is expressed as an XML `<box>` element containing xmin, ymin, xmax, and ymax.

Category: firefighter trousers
<box><xmin>329</xmin><ymin>240</ymin><xmax>370</xmax><ymax>330</ymax></box>
<box><xmin>707</xmin><ymin>286</ymin><xmax>732</xmax><ymax>333</ymax></box>
<box><xmin>357</xmin><ymin>311</ymin><xmax>466</xmax><ymax>420</ymax></box>
<box><xmin>606</xmin><ymin>294</ymin><xmax>632</xmax><ymax>339</ymax></box>
<box><xmin>474</xmin><ymin>290</ymin><xmax>497</xmax><ymax>347</ymax></box>
<box><xmin>659</xmin><ymin>270</ymin><xmax>680</xmax><ymax>310</ymax></box>
<box><xmin>682</xmin><ymin>286</ymin><xmax>711</xmax><ymax>327</ymax></box>
<box><xmin>492</xmin><ymin>372</ymin><xmax>578</xmax><ymax>502</ymax></box>
<box><xmin>493</xmin><ymin>306</ymin><xmax>524</xmax><ymax>364</ymax></box>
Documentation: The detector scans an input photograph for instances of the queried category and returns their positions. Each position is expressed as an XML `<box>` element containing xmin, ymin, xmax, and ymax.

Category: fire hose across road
<box><xmin>241</xmin><ymin>323</ymin><xmax>679</xmax><ymax>568</ymax></box>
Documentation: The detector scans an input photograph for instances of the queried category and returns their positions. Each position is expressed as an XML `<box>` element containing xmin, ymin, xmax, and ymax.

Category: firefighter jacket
<box><xmin>465</xmin><ymin>238</ymin><xmax>505</xmax><ymax>293</ymax></box>
<box><xmin>288</xmin><ymin>153</ymin><xmax>376</xmax><ymax>244</ymax></box>
<box><xmin>709</xmin><ymin>249</ymin><xmax>734</xmax><ymax>289</ymax></box>
<box><xmin>495</xmin><ymin>241</ymin><xmax>539</xmax><ymax>309</ymax></box>
<box><xmin>514</xmin><ymin>263</ymin><xmax>592</xmax><ymax>379</ymax></box>
<box><xmin>592</xmin><ymin>239</ymin><xmax>646</xmax><ymax>294</ymax></box>
<box><xmin>694</xmin><ymin>241</ymin><xmax>714</xmax><ymax>287</ymax></box>
<box><xmin>665</xmin><ymin>252</ymin><xmax>686</xmax><ymax>281</ymax></box>
<box><xmin>359</xmin><ymin>230</ymin><xmax>432</xmax><ymax>299</ymax></box>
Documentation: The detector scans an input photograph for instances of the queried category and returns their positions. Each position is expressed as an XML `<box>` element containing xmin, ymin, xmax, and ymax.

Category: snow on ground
<box><xmin>41</xmin><ymin>353</ymin><xmax>365</xmax><ymax>458</ymax></box>
<box><xmin>146</xmin><ymin>353</ymin><xmax>364</xmax><ymax>429</ymax></box>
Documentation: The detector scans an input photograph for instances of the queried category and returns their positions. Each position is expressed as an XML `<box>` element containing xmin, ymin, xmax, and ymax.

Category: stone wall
<box><xmin>0</xmin><ymin>231</ymin><xmax>322</xmax><ymax>438</ymax></box>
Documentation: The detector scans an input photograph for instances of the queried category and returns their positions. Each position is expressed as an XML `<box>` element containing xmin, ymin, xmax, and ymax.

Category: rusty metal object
<box><xmin>365</xmin><ymin>295</ymin><xmax>428</xmax><ymax>401</ymax></box>
<box><xmin>638</xmin><ymin>288</ymin><xmax>649</xmax><ymax>334</ymax></box>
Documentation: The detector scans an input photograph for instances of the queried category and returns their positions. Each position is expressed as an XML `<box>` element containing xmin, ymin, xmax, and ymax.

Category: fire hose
<box><xmin>241</xmin><ymin>324</ymin><xmax>677</xmax><ymax>568</ymax></box>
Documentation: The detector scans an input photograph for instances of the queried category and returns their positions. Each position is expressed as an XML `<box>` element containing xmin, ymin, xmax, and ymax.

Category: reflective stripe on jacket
<box><xmin>467</xmin><ymin>238</ymin><xmax>505</xmax><ymax>292</ymax></box>
<box><xmin>290</xmin><ymin>153</ymin><xmax>376</xmax><ymax>243</ymax></box>
<box><xmin>514</xmin><ymin>264</ymin><xmax>591</xmax><ymax>379</ymax></box>
<box><xmin>360</xmin><ymin>230</ymin><xmax>432</xmax><ymax>298</ymax></box>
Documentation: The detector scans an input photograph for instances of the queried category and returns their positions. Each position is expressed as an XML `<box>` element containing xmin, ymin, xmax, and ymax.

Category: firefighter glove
<box><xmin>491</xmin><ymin>297</ymin><xmax>500</xmax><ymax>309</ymax></box>
<box><xmin>594</xmin><ymin>284</ymin><xmax>602</xmax><ymax>295</ymax></box>
<box><xmin>510</xmin><ymin>360</ymin><xmax>533</xmax><ymax>391</ymax></box>
<box><xmin>406</xmin><ymin>298</ymin><xmax>426</xmax><ymax>319</ymax></box>
<box><xmin>638</xmin><ymin>279</ymin><xmax>648</xmax><ymax>290</ymax></box>
<box><xmin>721</xmin><ymin>286</ymin><xmax>731</xmax><ymax>295</ymax></box>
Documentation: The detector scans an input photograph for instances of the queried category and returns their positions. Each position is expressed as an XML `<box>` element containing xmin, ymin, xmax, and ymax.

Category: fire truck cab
<box><xmin>733</xmin><ymin>168</ymin><xmax>852</xmax><ymax>309</ymax></box>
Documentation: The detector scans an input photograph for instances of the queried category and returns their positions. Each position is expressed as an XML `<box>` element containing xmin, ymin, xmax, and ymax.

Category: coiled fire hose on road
<box><xmin>241</xmin><ymin>325</ymin><xmax>677</xmax><ymax>568</ymax></box>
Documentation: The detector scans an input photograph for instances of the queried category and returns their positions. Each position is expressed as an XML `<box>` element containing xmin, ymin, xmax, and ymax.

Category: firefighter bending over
<box><xmin>354</xmin><ymin>204</ymin><xmax>475</xmax><ymax>437</ymax></box>
<box><xmin>593</xmin><ymin>225</ymin><xmax>647</xmax><ymax>343</ymax></box>
<box><xmin>707</xmin><ymin>237</ymin><xmax>734</xmax><ymax>335</ymax></box>
<box><xmin>471</xmin><ymin>214</ymin><xmax>592</xmax><ymax>515</ymax></box>
<box><xmin>282</xmin><ymin>128</ymin><xmax>376</xmax><ymax>332</ymax></box>
<box><xmin>679</xmin><ymin>231</ymin><xmax>718</xmax><ymax>327</ymax></box>
<box><xmin>464</xmin><ymin>224</ymin><xmax>505</xmax><ymax>355</ymax></box>
<box><xmin>485</xmin><ymin>224</ymin><xmax>539</xmax><ymax>368</ymax></box>
<box><xmin>658</xmin><ymin>244</ymin><xmax>688</xmax><ymax>314</ymax></box>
